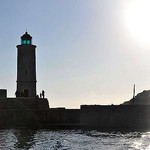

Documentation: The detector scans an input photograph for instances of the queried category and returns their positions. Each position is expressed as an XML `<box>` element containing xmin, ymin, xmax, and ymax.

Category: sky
<box><xmin>0</xmin><ymin>0</ymin><xmax>150</xmax><ymax>108</ymax></box>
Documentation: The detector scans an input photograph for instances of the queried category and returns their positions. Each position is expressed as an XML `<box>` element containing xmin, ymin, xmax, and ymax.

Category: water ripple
<box><xmin>0</xmin><ymin>129</ymin><xmax>149</xmax><ymax>149</ymax></box>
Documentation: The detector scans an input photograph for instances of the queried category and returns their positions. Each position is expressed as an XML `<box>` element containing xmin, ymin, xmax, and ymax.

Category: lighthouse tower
<box><xmin>16</xmin><ymin>32</ymin><xmax>36</xmax><ymax>97</ymax></box>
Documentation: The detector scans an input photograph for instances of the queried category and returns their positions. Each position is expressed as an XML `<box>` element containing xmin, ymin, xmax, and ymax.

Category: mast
<box><xmin>133</xmin><ymin>84</ymin><xmax>135</xmax><ymax>104</ymax></box>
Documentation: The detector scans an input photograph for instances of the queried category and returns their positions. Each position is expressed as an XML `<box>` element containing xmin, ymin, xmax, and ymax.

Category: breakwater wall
<box><xmin>80</xmin><ymin>105</ymin><xmax>150</xmax><ymax>130</ymax></box>
<box><xmin>0</xmin><ymin>98</ymin><xmax>49</xmax><ymax>109</ymax></box>
<box><xmin>1</xmin><ymin>103</ymin><xmax>150</xmax><ymax>130</ymax></box>
<box><xmin>0</xmin><ymin>109</ymin><xmax>80</xmax><ymax>128</ymax></box>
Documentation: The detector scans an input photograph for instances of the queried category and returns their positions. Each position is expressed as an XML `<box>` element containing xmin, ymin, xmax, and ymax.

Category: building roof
<box><xmin>21</xmin><ymin>32</ymin><xmax>32</xmax><ymax>40</ymax></box>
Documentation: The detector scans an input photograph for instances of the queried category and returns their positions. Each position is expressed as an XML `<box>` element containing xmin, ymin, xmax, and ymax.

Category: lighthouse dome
<box><xmin>21</xmin><ymin>32</ymin><xmax>32</xmax><ymax>45</ymax></box>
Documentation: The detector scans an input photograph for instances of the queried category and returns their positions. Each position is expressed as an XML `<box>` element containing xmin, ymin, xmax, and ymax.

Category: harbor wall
<box><xmin>0</xmin><ymin>98</ymin><xmax>49</xmax><ymax>109</ymax></box>
<box><xmin>80</xmin><ymin>105</ymin><xmax>150</xmax><ymax>130</ymax></box>
<box><xmin>0</xmin><ymin>109</ymin><xmax>80</xmax><ymax>128</ymax></box>
<box><xmin>1</xmin><ymin>103</ymin><xmax>150</xmax><ymax>130</ymax></box>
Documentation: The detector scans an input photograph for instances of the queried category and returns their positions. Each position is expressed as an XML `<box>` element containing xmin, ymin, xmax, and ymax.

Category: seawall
<box><xmin>0</xmin><ymin>98</ymin><xmax>49</xmax><ymax>109</ymax></box>
<box><xmin>80</xmin><ymin>105</ymin><xmax>150</xmax><ymax>130</ymax></box>
<box><xmin>1</xmin><ymin>101</ymin><xmax>150</xmax><ymax>130</ymax></box>
<box><xmin>0</xmin><ymin>109</ymin><xmax>80</xmax><ymax>128</ymax></box>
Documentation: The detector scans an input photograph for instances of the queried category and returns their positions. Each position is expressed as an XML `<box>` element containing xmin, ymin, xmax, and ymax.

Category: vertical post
<box><xmin>133</xmin><ymin>84</ymin><xmax>135</xmax><ymax>104</ymax></box>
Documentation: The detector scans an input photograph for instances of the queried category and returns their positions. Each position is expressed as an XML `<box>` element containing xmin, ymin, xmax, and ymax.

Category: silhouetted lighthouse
<box><xmin>16</xmin><ymin>32</ymin><xmax>36</xmax><ymax>97</ymax></box>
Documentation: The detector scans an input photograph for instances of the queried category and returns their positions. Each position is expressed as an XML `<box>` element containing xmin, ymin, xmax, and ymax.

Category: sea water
<box><xmin>0</xmin><ymin>129</ymin><xmax>150</xmax><ymax>150</ymax></box>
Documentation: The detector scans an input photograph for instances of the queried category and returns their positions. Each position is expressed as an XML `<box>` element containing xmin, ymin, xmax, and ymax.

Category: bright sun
<box><xmin>125</xmin><ymin>0</ymin><xmax>150</xmax><ymax>44</ymax></box>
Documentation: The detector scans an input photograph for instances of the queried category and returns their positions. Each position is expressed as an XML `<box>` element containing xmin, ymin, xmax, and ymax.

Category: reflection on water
<box><xmin>0</xmin><ymin>129</ymin><xmax>150</xmax><ymax>149</ymax></box>
<box><xmin>14</xmin><ymin>129</ymin><xmax>36</xmax><ymax>149</ymax></box>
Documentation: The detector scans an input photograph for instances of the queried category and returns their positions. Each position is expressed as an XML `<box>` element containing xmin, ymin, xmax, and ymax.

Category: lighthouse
<box><xmin>16</xmin><ymin>32</ymin><xmax>36</xmax><ymax>97</ymax></box>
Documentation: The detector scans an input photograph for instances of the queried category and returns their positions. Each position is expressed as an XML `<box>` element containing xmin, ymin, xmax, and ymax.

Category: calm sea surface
<box><xmin>0</xmin><ymin>129</ymin><xmax>150</xmax><ymax>150</ymax></box>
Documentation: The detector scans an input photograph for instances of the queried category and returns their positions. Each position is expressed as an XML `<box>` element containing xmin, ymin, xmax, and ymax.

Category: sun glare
<box><xmin>125</xmin><ymin>0</ymin><xmax>150</xmax><ymax>44</ymax></box>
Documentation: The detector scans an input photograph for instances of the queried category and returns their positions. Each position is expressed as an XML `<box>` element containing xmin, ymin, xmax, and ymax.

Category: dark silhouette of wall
<box><xmin>0</xmin><ymin>98</ymin><xmax>49</xmax><ymax>109</ymax></box>
<box><xmin>1</xmin><ymin>102</ymin><xmax>150</xmax><ymax>130</ymax></box>
<box><xmin>80</xmin><ymin>105</ymin><xmax>150</xmax><ymax>130</ymax></box>
<box><xmin>0</xmin><ymin>89</ymin><xmax>7</xmax><ymax>98</ymax></box>
<box><xmin>0</xmin><ymin>109</ymin><xmax>80</xmax><ymax>128</ymax></box>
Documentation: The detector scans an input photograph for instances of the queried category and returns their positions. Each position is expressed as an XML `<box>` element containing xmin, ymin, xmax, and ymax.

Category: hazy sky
<box><xmin>0</xmin><ymin>0</ymin><xmax>150</xmax><ymax>108</ymax></box>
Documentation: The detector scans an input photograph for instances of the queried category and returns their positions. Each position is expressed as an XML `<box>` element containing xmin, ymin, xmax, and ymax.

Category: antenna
<box><xmin>133</xmin><ymin>84</ymin><xmax>135</xmax><ymax>104</ymax></box>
